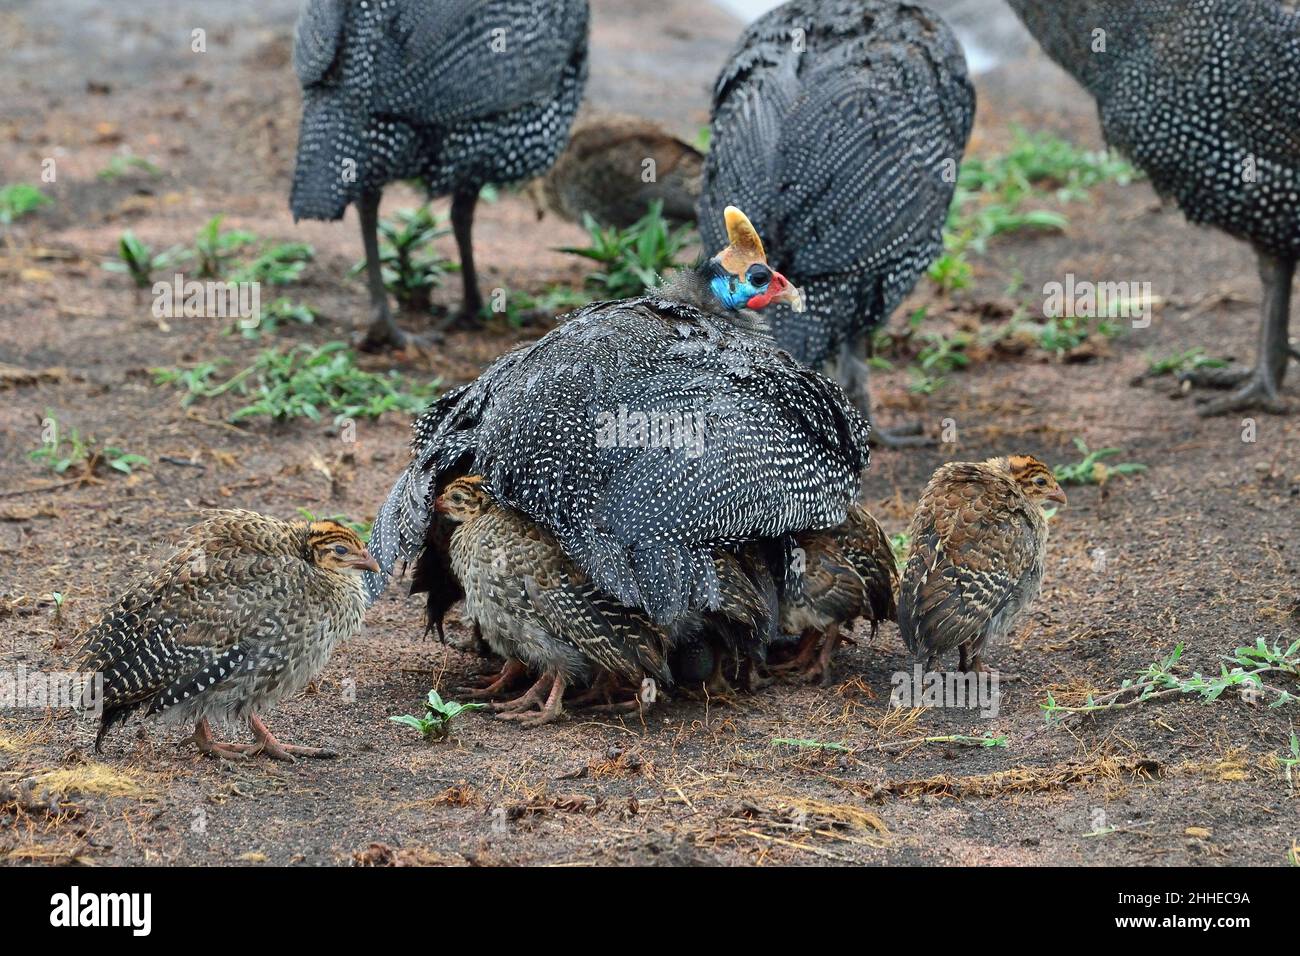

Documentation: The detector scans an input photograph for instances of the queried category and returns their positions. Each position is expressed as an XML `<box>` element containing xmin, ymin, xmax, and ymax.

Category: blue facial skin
<box><xmin>710</xmin><ymin>272</ymin><xmax>763</xmax><ymax>311</ymax></box>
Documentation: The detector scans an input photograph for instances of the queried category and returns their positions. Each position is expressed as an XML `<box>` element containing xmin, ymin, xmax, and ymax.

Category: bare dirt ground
<box><xmin>1</xmin><ymin>1</ymin><xmax>1297</xmax><ymax>867</ymax></box>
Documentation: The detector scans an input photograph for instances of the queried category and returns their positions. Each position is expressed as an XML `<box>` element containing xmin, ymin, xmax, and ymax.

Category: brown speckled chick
<box><xmin>898</xmin><ymin>456</ymin><xmax>1066</xmax><ymax>674</ymax></box>
<box><xmin>437</xmin><ymin>476</ymin><xmax>674</xmax><ymax>727</ymax></box>
<box><xmin>76</xmin><ymin>511</ymin><xmax>377</xmax><ymax>761</ymax></box>
<box><xmin>772</xmin><ymin>503</ymin><xmax>899</xmax><ymax>685</ymax></box>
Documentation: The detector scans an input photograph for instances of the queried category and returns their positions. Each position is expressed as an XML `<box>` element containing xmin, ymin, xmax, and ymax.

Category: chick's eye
<box><xmin>746</xmin><ymin>264</ymin><xmax>772</xmax><ymax>287</ymax></box>
<box><xmin>333</xmin><ymin>545</ymin><xmax>348</xmax><ymax>555</ymax></box>
<box><xmin>1034</xmin><ymin>477</ymin><xmax>1047</xmax><ymax>486</ymax></box>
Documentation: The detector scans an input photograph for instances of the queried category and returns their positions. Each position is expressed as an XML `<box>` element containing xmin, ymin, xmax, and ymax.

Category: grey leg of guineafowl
<box><xmin>439</xmin><ymin>188</ymin><xmax>484</xmax><ymax>330</ymax></box>
<box><xmin>839</xmin><ymin>335</ymin><xmax>933</xmax><ymax>447</ymax></box>
<box><xmin>356</xmin><ymin>190</ymin><xmax>406</xmax><ymax>351</ymax></box>
<box><xmin>1189</xmin><ymin>249</ymin><xmax>1294</xmax><ymax>415</ymax></box>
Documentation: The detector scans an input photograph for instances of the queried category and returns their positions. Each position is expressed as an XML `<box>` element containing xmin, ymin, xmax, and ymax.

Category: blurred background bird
<box><xmin>365</xmin><ymin>206</ymin><xmax>869</xmax><ymax>658</ymax></box>
<box><xmin>898</xmin><ymin>455</ymin><xmax>1065</xmax><ymax>674</ymax></box>
<box><xmin>698</xmin><ymin>0</ymin><xmax>975</xmax><ymax>444</ymax></box>
<box><xmin>1008</xmin><ymin>0</ymin><xmax>1300</xmax><ymax>415</ymax></box>
<box><xmin>290</xmin><ymin>0</ymin><xmax>590</xmax><ymax>349</ymax></box>
<box><xmin>75</xmin><ymin>511</ymin><xmax>378</xmax><ymax>761</ymax></box>
<box><xmin>771</xmin><ymin>502</ymin><xmax>898</xmax><ymax>685</ymax></box>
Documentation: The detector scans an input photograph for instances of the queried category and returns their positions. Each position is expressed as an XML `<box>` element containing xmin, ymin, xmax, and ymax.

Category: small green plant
<box><xmin>193</xmin><ymin>215</ymin><xmax>257</xmax><ymax>278</ymax></box>
<box><xmin>239</xmin><ymin>297</ymin><xmax>316</xmax><ymax>338</ymax></box>
<box><xmin>49</xmin><ymin>591</ymin><xmax>65</xmax><ymax>624</ymax></box>
<box><xmin>229</xmin><ymin>242</ymin><xmax>313</xmax><ymax>286</ymax></box>
<box><xmin>154</xmin><ymin>342</ymin><xmax>438</xmax><ymax>425</ymax></box>
<box><xmin>29</xmin><ymin>412</ymin><xmax>148</xmax><ymax>477</ymax></box>
<box><xmin>390</xmin><ymin>688</ymin><xmax>486</xmax><ymax>741</ymax></box>
<box><xmin>1145</xmin><ymin>347</ymin><xmax>1229</xmax><ymax>377</ymax></box>
<box><xmin>927</xmin><ymin>247</ymin><xmax>974</xmax><ymax>294</ymax></box>
<box><xmin>1037</xmin><ymin>312</ymin><xmax>1121</xmax><ymax>358</ymax></box>
<box><xmin>488</xmin><ymin>285</ymin><xmax>591</xmax><ymax>327</ymax></box>
<box><xmin>889</xmin><ymin>532</ymin><xmax>911</xmax><ymax>570</ymax></box>
<box><xmin>1279</xmin><ymin>730</ymin><xmax>1300</xmax><ymax>789</ymax></box>
<box><xmin>1053</xmin><ymin>436</ymin><xmax>1146</xmax><ymax>486</ymax></box>
<box><xmin>560</xmin><ymin>200</ymin><xmax>693</xmax><ymax>299</ymax></box>
<box><xmin>350</xmin><ymin>207</ymin><xmax>455</xmax><ymax>312</ymax></box>
<box><xmin>1042</xmin><ymin>638</ymin><xmax>1299</xmax><ymax>724</ymax></box>
<box><xmin>295</xmin><ymin>508</ymin><xmax>371</xmax><ymax>538</ymax></box>
<box><xmin>97</xmin><ymin>153</ymin><xmax>161</xmax><ymax>181</ymax></box>
<box><xmin>102</xmin><ymin>230</ymin><xmax>187</xmax><ymax>288</ymax></box>
<box><xmin>0</xmin><ymin>183</ymin><xmax>52</xmax><ymax>224</ymax></box>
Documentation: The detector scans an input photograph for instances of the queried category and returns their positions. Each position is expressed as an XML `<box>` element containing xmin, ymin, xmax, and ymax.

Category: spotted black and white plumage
<box><xmin>76</xmin><ymin>512</ymin><xmax>371</xmax><ymax>752</ymax></box>
<box><xmin>364</xmin><ymin>264</ymin><xmax>871</xmax><ymax>631</ymax></box>
<box><xmin>1009</xmin><ymin>0</ymin><xmax>1300</xmax><ymax>414</ymax></box>
<box><xmin>290</xmin><ymin>0</ymin><xmax>590</xmax><ymax>344</ymax></box>
<box><xmin>698</xmin><ymin>0</ymin><xmax>974</xmax><ymax>422</ymax></box>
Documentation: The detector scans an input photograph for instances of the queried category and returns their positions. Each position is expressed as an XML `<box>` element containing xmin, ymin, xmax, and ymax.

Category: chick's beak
<box><xmin>433</xmin><ymin>495</ymin><xmax>448</xmax><ymax>514</ymax></box>
<box><xmin>1047</xmin><ymin>487</ymin><xmax>1068</xmax><ymax>506</ymax></box>
<box><xmin>352</xmin><ymin>548</ymin><xmax>381</xmax><ymax>574</ymax></box>
<box><xmin>767</xmin><ymin>271</ymin><xmax>805</xmax><ymax>313</ymax></box>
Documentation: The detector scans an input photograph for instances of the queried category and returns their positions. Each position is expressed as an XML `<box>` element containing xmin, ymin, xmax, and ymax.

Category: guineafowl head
<box><xmin>704</xmin><ymin>206</ymin><xmax>805</xmax><ymax>314</ymax></box>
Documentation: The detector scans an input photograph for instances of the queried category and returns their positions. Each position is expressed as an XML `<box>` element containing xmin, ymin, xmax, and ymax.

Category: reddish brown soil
<box><xmin>1</xmin><ymin>1</ymin><xmax>1297</xmax><ymax>866</ymax></box>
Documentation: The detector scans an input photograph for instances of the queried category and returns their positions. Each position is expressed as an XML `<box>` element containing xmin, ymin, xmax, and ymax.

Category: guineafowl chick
<box><xmin>76</xmin><ymin>512</ymin><xmax>378</xmax><ymax>761</ymax></box>
<box><xmin>772</xmin><ymin>503</ymin><xmax>898</xmax><ymax>685</ymax></box>
<box><xmin>436</xmin><ymin>476</ymin><xmax>674</xmax><ymax>726</ymax></box>
<box><xmin>535</xmin><ymin>113</ymin><xmax>703</xmax><ymax>228</ymax></box>
<box><xmin>898</xmin><ymin>456</ymin><xmax>1066</xmax><ymax>674</ymax></box>
<box><xmin>290</xmin><ymin>0</ymin><xmax>589</xmax><ymax>349</ymax></box>
<box><xmin>1008</xmin><ymin>0</ymin><xmax>1300</xmax><ymax>414</ymax></box>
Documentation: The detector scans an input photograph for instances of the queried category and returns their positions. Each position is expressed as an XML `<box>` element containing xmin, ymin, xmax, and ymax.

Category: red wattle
<box><xmin>747</xmin><ymin>292</ymin><xmax>773</xmax><ymax>309</ymax></box>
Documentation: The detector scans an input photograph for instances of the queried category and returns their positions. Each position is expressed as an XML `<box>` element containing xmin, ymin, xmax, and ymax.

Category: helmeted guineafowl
<box><xmin>290</xmin><ymin>0</ymin><xmax>590</xmax><ymax>349</ymax></box>
<box><xmin>1008</xmin><ymin>0</ymin><xmax>1300</xmax><ymax>415</ymax></box>
<box><xmin>698</xmin><ymin>0</ymin><xmax>975</xmax><ymax>444</ymax></box>
<box><xmin>364</xmin><ymin>207</ymin><xmax>870</xmax><ymax>663</ymax></box>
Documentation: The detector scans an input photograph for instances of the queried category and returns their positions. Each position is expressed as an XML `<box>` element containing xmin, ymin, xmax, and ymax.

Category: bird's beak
<box><xmin>749</xmin><ymin>270</ymin><xmax>806</xmax><ymax>313</ymax></box>
<box><xmin>433</xmin><ymin>495</ymin><xmax>448</xmax><ymax>514</ymax></box>
<box><xmin>352</xmin><ymin>549</ymin><xmax>381</xmax><ymax>573</ymax></box>
<box><xmin>1047</xmin><ymin>487</ymin><xmax>1068</xmax><ymax>506</ymax></box>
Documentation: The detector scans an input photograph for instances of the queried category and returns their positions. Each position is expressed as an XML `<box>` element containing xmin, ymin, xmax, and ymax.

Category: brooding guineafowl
<box><xmin>698</xmin><ymin>0</ymin><xmax>975</xmax><ymax>444</ymax></box>
<box><xmin>365</xmin><ymin>208</ymin><xmax>870</xmax><ymax>673</ymax></box>
<box><xmin>290</xmin><ymin>0</ymin><xmax>589</xmax><ymax>349</ymax></box>
<box><xmin>76</xmin><ymin>512</ymin><xmax>378</xmax><ymax>761</ymax></box>
<box><xmin>1008</xmin><ymin>0</ymin><xmax>1300</xmax><ymax>415</ymax></box>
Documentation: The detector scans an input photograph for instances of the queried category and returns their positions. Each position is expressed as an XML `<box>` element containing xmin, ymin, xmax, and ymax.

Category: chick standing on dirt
<box><xmin>436</xmin><ymin>476</ymin><xmax>673</xmax><ymax>726</ymax></box>
<box><xmin>76</xmin><ymin>511</ymin><xmax>378</xmax><ymax>761</ymax></box>
<box><xmin>898</xmin><ymin>456</ymin><xmax>1066</xmax><ymax>674</ymax></box>
<box><xmin>772</xmin><ymin>503</ymin><xmax>898</xmax><ymax>685</ymax></box>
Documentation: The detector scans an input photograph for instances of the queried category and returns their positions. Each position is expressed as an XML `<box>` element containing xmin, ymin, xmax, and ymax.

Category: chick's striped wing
<box><xmin>898</xmin><ymin>482</ymin><xmax>1037</xmax><ymax>658</ymax></box>
<box><xmin>522</xmin><ymin>576</ymin><xmax>670</xmax><ymax>687</ymax></box>
<box><xmin>77</xmin><ymin>548</ymin><xmax>312</xmax><ymax>717</ymax></box>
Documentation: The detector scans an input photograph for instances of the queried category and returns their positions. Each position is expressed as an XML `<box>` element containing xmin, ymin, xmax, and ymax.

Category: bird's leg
<box><xmin>511</xmin><ymin>674</ymin><xmax>568</xmax><ymax>727</ymax></box>
<box><xmin>812</xmin><ymin>624</ymin><xmax>843</xmax><ymax>686</ymax></box>
<box><xmin>186</xmin><ymin>718</ymin><xmax>249</xmax><ymax>761</ymax></box>
<box><xmin>493</xmin><ymin>671</ymin><xmax>554</xmax><ymax>716</ymax></box>
<box><xmin>564</xmin><ymin>671</ymin><xmax>621</xmax><ymax>708</ymax></box>
<box><xmin>356</xmin><ymin>189</ymin><xmax>407</xmax><ymax>351</ymax></box>
<box><xmin>1194</xmin><ymin>249</ymin><xmax>1294</xmax><ymax>415</ymax></box>
<box><xmin>439</xmin><ymin>187</ymin><xmax>484</xmax><ymax>330</ymax></box>
<box><xmin>244</xmin><ymin>713</ymin><xmax>338</xmax><ymax>762</ymax></box>
<box><xmin>459</xmin><ymin>657</ymin><xmax>527</xmax><ymax>700</ymax></box>
<box><xmin>839</xmin><ymin>335</ymin><xmax>934</xmax><ymax>447</ymax></box>
<box><xmin>769</xmin><ymin>629</ymin><xmax>820</xmax><ymax>672</ymax></box>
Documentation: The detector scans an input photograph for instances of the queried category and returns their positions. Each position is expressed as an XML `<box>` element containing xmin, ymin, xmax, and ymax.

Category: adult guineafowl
<box><xmin>698</xmin><ymin>0</ymin><xmax>974</xmax><ymax>444</ymax></box>
<box><xmin>290</xmin><ymin>0</ymin><xmax>589</xmax><ymax>349</ymax></box>
<box><xmin>1008</xmin><ymin>0</ymin><xmax>1300</xmax><ymax>415</ymax></box>
<box><xmin>364</xmin><ymin>207</ymin><xmax>869</xmax><ymax>662</ymax></box>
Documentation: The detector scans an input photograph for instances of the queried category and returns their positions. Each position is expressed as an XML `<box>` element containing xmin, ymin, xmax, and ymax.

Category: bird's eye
<box><xmin>333</xmin><ymin>545</ymin><xmax>348</xmax><ymax>555</ymax></box>
<box><xmin>1034</xmin><ymin>476</ymin><xmax>1047</xmax><ymax>486</ymax></box>
<box><xmin>746</xmin><ymin>264</ymin><xmax>772</xmax><ymax>288</ymax></box>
